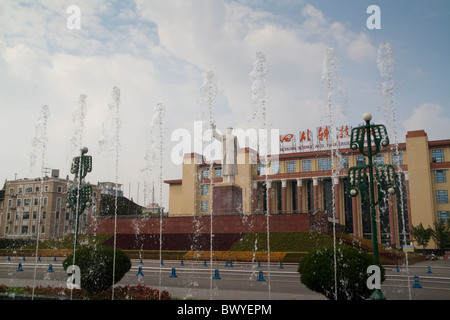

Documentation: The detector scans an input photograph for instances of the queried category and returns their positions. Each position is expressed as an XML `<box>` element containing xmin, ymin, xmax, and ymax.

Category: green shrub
<box><xmin>63</xmin><ymin>246</ymin><xmax>131</xmax><ymax>295</ymax></box>
<box><xmin>230</xmin><ymin>232</ymin><xmax>333</xmax><ymax>252</ymax></box>
<box><xmin>298</xmin><ymin>245</ymin><xmax>385</xmax><ymax>300</ymax></box>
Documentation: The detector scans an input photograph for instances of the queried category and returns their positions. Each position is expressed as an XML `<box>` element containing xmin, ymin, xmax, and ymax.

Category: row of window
<box><xmin>7</xmin><ymin>197</ymin><xmax>59</xmax><ymax>208</ymax></box>
<box><xmin>8</xmin><ymin>185</ymin><xmax>64</xmax><ymax>195</ymax></box>
<box><xmin>201</xmin><ymin>168</ymin><xmax>222</xmax><ymax>178</ymax></box>
<box><xmin>256</xmin><ymin>153</ymin><xmax>404</xmax><ymax>175</ymax></box>
<box><xmin>4</xmin><ymin>225</ymin><xmax>46</xmax><ymax>235</ymax></box>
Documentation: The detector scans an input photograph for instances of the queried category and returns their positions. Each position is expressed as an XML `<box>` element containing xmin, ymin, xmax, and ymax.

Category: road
<box><xmin>1</xmin><ymin>256</ymin><xmax>449</xmax><ymax>300</ymax></box>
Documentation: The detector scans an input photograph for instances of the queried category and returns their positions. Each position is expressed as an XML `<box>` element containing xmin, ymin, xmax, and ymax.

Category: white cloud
<box><xmin>402</xmin><ymin>103</ymin><xmax>450</xmax><ymax>140</ymax></box>
<box><xmin>0</xmin><ymin>0</ymin><xmax>389</xmax><ymax>208</ymax></box>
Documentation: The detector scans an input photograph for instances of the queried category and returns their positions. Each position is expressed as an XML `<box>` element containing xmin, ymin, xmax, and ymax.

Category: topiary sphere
<box><xmin>63</xmin><ymin>246</ymin><xmax>131</xmax><ymax>295</ymax></box>
<box><xmin>298</xmin><ymin>245</ymin><xmax>385</xmax><ymax>300</ymax></box>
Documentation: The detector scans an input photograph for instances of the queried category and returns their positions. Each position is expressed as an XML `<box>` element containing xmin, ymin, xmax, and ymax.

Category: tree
<box><xmin>410</xmin><ymin>223</ymin><xmax>433</xmax><ymax>254</ymax></box>
<box><xmin>431</xmin><ymin>220</ymin><xmax>450</xmax><ymax>252</ymax></box>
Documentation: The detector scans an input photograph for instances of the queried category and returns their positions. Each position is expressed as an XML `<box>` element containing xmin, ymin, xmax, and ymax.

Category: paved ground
<box><xmin>0</xmin><ymin>256</ymin><xmax>449</xmax><ymax>300</ymax></box>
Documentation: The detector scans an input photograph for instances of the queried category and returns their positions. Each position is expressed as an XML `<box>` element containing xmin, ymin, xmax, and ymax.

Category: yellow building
<box><xmin>165</xmin><ymin>130</ymin><xmax>450</xmax><ymax>250</ymax></box>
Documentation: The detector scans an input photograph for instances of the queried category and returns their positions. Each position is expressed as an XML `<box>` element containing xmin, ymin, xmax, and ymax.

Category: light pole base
<box><xmin>370</xmin><ymin>289</ymin><xmax>386</xmax><ymax>300</ymax></box>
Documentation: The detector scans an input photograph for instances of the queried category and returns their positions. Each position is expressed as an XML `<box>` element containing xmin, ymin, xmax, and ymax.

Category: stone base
<box><xmin>212</xmin><ymin>183</ymin><xmax>243</xmax><ymax>216</ymax></box>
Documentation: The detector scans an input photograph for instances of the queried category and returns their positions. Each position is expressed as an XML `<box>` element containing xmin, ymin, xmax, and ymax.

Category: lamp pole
<box><xmin>66</xmin><ymin>147</ymin><xmax>93</xmax><ymax>253</ymax></box>
<box><xmin>348</xmin><ymin>113</ymin><xmax>396</xmax><ymax>300</ymax></box>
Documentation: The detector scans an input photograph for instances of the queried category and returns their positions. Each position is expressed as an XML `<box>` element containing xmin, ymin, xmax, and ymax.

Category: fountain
<box><xmin>199</xmin><ymin>70</ymin><xmax>218</xmax><ymax>299</ymax></box>
<box><xmin>30</xmin><ymin>105</ymin><xmax>51</xmax><ymax>299</ymax></box>
<box><xmin>248</xmin><ymin>51</ymin><xmax>271</xmax><ymax>298</ymax></box>
<box><xmin>98</xmin><ymin>86</ymin><xmax>121</xmax><ymax>299</ymax></box>
<box><xmin>376</xmin><ymin>42</ymin><xmax>412</xmax><ymax>298</ymax></box>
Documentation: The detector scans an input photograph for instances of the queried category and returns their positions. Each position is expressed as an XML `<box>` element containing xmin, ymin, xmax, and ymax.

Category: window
<box><xmin>202</xmin><ymin>169</ymin><xmax>209</xmax><ymax>178</ymax></box>
<box><xmin>356</xmin><ymin>156</ymin><xmax>365</xmax><ymax>166</ymax></box>
<box><xmin>318</xmin><ymin>158</ymin><xmax>332</xmax><ymax>171</ymax></box>
<box><xmin>287</xmin><ymin>161</ymin><xmax>296</xmax><ymax>173</ymax></box>
<box><xmin>21</xmin><ymin>226</ymin><xmax>28</xmax><ymax>235</ymax></box>
<box><xmin>16</xmin><ymin>199</ymin><xmax>21</xmax><ymax>207</ymax></box>
<box><xmin>432</xmin><ymin>149</ymin><xmax>445</xmax><ymax>162</ymax></box>
<box><xmin>436</xmin><ymin>190</ymin><xmax>448</xmax><ymax>204</ymax></box>
<box><xmin>35</xmin><ymin>186</ymin><xmax>39</xmax><ymax>193</ymax></box>
<box><xmin>43</xmin><ymin>197</ymin><xmax>48</xmax><ymax>206</ymax></box>
<box><xmin>302</xmin><ymin>160</ymin><xmax>311</xmax><ymax>172</ymax></box>
<box><xmin>44</xmin><ymin>185</ymin><xmax>49</xmax><ymax>192</ymax></box>
<box><xmin>57</xmin><ymin>186</ymin><xmax>63</xmax><ymax>193</ymax></box>
<box><xmin>24</xmin><ymin>198</ymin><xmax>31</xmax><ymax>206</ymax></box>
<box><xmin>9</xmin><ymin>188</ymin><xmax>14</xmax><ymax>194</ymax></box>
<box><xmin>435</xmin><ymin>170</ymin><xmax>447</xmax><ymax>183</ymax></box>
<box><xmin>25</xmin><ymin>186</ymin><xmax>33</xmax><ymax>193</ymax></box>
<box><xmin>23</xmin><ymin>212</ymin><xmax>30</xmax><ymax>220</ymax></box>
<box><xmin>272</xmin><ymin>162</ymin><xmax>280</xmax><ymax>174</ymax></box>
<box><xmin>34</xmin><ymin>198</ymin><xmax>39</xmax><ymax>206</ymax></box>
<box><xmin>214</xmin><ymin>167</ymin><xmax>222</xmax><ymax>178</ymax></box>
<box><xmin>7</xmin><ymin>199</ymin><xmax>12</xmax><ymax>207</ymax></box>
<box><xmin>201</xmin><ymin>184</ymin><xmax>209</xmax><ymax>196</ymax></box>
<box><xmin>392</xmin><ymin>153</ymin><xmax>403</xmax><ymax>165</ymax></box>
<box><xmin>201</xmin><ymin>200</ymin><xmax>208</xmax><ymax>212</ymax></box>
<box><xmin>438</xmin><ymin>211</ymin><xmax>449</xmax><ymax>224</ymax></box>
<box><xmin>257</xmin><ymin>164</ymin><xmax>266</xmax><ymax>175</ymax></box>
<box><xmin>339</xmin><ymin>157</ymin><xmax>349</xmax><ymax>169</ymax></box>
<box><xmin>56</xmin><ymin>197</ymin><xmax>61</xmax><ymax>206</ymax></box>
<box><xmin>374</xmin><ymin>154</ymin><xmax>384</xmax><ymax>165</ymax></box>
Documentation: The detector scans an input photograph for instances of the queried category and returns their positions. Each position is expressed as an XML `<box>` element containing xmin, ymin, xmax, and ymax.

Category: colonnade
<box><xmin>250</xmin><ymin>174</ymin><xmax>412</xmax><ymax>248</ymax></box>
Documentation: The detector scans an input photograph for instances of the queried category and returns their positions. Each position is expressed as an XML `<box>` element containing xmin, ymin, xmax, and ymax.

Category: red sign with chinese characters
<box><xmin>280</xmin><ymin>125</ymin><xmax>352</xmax><ymax>153</ymax></box>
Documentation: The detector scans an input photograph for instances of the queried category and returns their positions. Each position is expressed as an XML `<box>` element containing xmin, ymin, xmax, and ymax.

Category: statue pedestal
<box><xmin>212</xmin><ymin>183</ymin><xmax>243</xmax><ymax>216</ymax></box>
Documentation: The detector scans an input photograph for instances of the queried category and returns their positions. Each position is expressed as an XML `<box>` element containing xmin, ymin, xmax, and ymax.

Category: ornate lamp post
<box><xmin>66</xmin><ymin>147</ymin><xmax>93</xmax><ymax>253</ymax></box>
<box><xmin>348</xmin><ymin>113</ymin><xmax>396</xmax><ymax>299</ymax></box>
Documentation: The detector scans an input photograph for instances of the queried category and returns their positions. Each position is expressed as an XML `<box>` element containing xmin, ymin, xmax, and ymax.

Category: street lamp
<box><xmin>66</xmin><ymin>147</ymin><xmax>93</xmax><ymax>253</ymax></box>
<box><xmin>348</xmin><ymin>113</ymin><xmax>397</xmax><ymax>300</ymax></box>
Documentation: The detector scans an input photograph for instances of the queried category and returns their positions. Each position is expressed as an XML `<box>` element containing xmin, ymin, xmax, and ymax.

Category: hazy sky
<box><xmin>1</xmin><ymin>0</ymin><xmax>449</xmax><ymax>208</ymax></box>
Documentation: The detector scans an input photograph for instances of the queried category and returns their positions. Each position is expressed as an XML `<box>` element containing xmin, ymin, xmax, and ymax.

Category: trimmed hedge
<box><xmin>230</xmin><ymin>232</ymin><xmax>333</xmax><ymax>252</ymax></box>
<box><xmin>63</xmin><ymin>246</ymin><xmax>131</xmax><ymax>295</ymax></box>
<box><xmin>298</xmin><ymin>245</ymin><xmax>386</xmax><ymax>300</ymax></box>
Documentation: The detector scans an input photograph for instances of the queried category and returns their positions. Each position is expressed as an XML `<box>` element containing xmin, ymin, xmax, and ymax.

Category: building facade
<box><xmin>165</xmin><ymin>130</ymin><xmax>450</xmax><ymax>250</ymax></box>
<box><xmin>0</xmin><ymin>170</ymin><xmax>101</xmax><ymax>241</ymax></box>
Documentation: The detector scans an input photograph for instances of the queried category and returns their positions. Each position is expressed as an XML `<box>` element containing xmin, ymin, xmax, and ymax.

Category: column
<box><xmin>333</xmin><ymin>177</ymin><xmax>340</xmax><ymax>220</ymax></box>
<box><xmin>281</xmin><ymin>179</ymin><xmax>287</xmax><ymax>213</ymax></box>
<box><xmin>296</xmin><ymin>178</ymin><xmax>303</xmax><ymax>213</ymax></box>
<box><xmin>388</xmin><ymin>195</ymin><xmax>396</xmax><ymax>248</ymax></box>
<box><xmin>266</xmin><ymin>180</ymin><xmax>272</xmax><ymax>214</ymax></box>
<box><xmin>313</xmin><ymin>178</ymin><xmax>319</xmax><ymax>211</ymax></box>
<box><xmin>252</xmin><ymin>181</ymin><xmax>258</xmax><ymax>214</ymax></box>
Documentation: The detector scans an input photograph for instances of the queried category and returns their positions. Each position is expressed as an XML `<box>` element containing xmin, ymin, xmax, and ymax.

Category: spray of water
<box><xmin>30</xmin><ymin>105</ymin><xmax>50</xmax><ymax>300</ymax></box>
<box><xmin>321</xmin><ymin>47</ymin><xmax>350</xmax><ymax>299</ymax></box>
<box><xmin>69</xmin><ymin>94</ymin><xmax>88</xmax><ymax>156</ymax></box>
<box><xmin>98</xmin><ymin>86</ymin><xmax>121</xmax><ymax>300</ymax></box>
<box><xmin>67</xmin><ymin>94</ymin><xmax>88</xmax><ymax>300</ymax></box>
<box><xmin>199</xmin><ymin>70</ymin><xmax>218</xmax><ymax>300</ymax></box>
<box><xmin>249</xmin><ymin>51</ymin><xmax>271</xmax><ymax>298</ymax></box>
<box><xmin>377</xmin><ymin>42</ymin><xmax>411</xmax><ymax>299</ymax></box>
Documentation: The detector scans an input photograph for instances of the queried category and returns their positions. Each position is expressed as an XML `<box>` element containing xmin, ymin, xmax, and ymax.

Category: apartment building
<box><xmin>0</xmin><ymin>170</ymin><xmax>101</xmax><ymax>241</ymax></box>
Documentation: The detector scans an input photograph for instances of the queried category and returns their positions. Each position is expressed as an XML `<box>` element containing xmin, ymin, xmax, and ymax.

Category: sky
<box><xmin>1</xmin><ymin>0</ymin><xmax>449</xmax><ymax>210</ymax></box>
